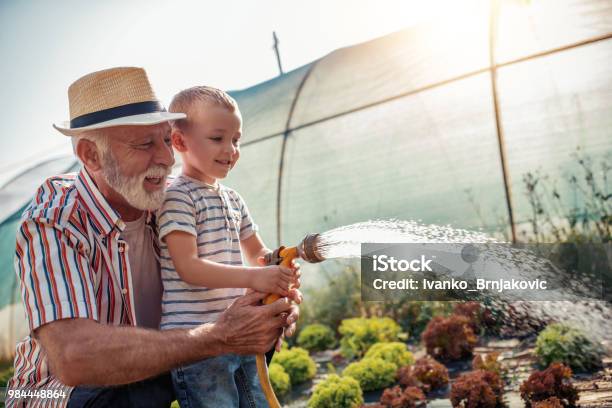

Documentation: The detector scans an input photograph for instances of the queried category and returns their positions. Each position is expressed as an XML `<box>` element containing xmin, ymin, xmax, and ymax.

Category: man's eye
<box><xmin>210</xmin><ymin>137</ymin><xmax>223</xmax><ymax>142</ymax></box>
<box><xmin>138</xmin><ymin>142</ymin><xmax>153</xmax><ymax>149</ymax></box>
<box><xmin>164</xmin><ymin>138</ymin><xmax>172</xmax><ymax>146</ymax></box>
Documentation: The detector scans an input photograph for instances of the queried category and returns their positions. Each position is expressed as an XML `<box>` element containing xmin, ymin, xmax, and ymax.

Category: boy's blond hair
<box><xmin>169</xmin><ymin>86</ymin><xmax>239</xmax><ymax>130</ymax></box>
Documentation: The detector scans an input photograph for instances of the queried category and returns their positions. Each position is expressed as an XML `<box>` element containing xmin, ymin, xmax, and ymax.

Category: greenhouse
<box><xmin>0</xmin><ymin>2</ymin><xmax>610</xmax><ymax>404</ymax></box>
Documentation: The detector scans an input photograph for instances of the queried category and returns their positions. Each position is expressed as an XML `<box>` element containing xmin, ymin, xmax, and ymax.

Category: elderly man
<box><xmin>5</xmin><ymin>67</ymin><xmax>300</xmax><ymax>408</ymax></box>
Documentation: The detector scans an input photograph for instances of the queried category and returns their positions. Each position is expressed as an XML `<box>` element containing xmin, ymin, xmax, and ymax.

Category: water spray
<box><xmin>254</xmin><ymin>224</ymin><xmax>492</xmax><ymax>407</ymax></box>
<box><xmin>256</xmin><ymin>233</ymin><xmax>325</xmax><ymax>408</ymax></box>
<box><xmin>253</xmin><ymin>221</ymin><xmax>611</xmax><ymax>407</ymax></box>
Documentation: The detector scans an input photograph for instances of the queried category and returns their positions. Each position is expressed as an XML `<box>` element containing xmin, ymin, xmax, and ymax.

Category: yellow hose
<box><xmin>257</xmin><ymin>246</ymin><xmax>298</xmax><ymax>408</ymax></box>
<box><xmin>256</xmin><ymin>353</ymin><xmax>280</xmax><ymax>408</ymax></box>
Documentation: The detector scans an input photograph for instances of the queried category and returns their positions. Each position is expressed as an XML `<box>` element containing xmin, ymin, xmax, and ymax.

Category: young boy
<box><xmin>158</xmin><ymin>86</ymin><xmax>296</xmax><ymax>407</ymax></box>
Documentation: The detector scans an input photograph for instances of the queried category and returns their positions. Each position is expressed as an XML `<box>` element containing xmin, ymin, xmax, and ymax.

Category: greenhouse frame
<box><xmin>1</xmin><ymin>0</ymin><xmax>611</xmax><ymax>358</ymax></box>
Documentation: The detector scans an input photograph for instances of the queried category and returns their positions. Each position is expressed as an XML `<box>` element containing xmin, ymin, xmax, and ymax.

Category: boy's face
<box><xmin>177</xmin><ymin>103</ymin><xmax>242</xmax><ymax>184</ymax></box>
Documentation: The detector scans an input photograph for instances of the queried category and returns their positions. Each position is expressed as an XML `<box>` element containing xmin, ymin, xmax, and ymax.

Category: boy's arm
<box><xmin>165</xmin><ymin>230</ymin><xmax>294</xmax><ymax>295</ymax></box>
<box><xmin>240</xmin><ymin>232</ymin><xmax>271</xmax><ymax>266</ymax></box>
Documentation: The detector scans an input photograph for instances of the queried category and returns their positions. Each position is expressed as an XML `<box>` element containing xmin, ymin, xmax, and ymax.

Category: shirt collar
<box><xmin>75</xmin><ymin>168</ymin><xmax>123</xmax><ymax>235</ymax></box>
<box><xmin>145</xmin><ymin>210</ymin><xmax>156</xmax><ymax>229</ymax></box>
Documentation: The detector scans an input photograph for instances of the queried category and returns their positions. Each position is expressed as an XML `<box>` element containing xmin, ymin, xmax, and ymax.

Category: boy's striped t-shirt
<box><xmin>157</xmin><ymin>175</ymin><xmax>258</xmax><ymax>329</ymax></box>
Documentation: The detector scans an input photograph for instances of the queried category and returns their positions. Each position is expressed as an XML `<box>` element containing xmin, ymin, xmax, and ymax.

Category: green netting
<box><xmin>224</xmin><ymin>136</ymin><xmax>283</xmax><ymax>246</ymax></box>
<box><xmin>499</xmin><ymin>39</ymin><xmax>612</xmax><ymax>225</ymax></box>
<box><xmin>280</xmin><ymin>73</ymin><xmax>509</xmax><ymax>245</ymax></box>
<box><xmin>496</xmin><ymin>0</ymin><xmax>612</xmax><ymax>63</ymax></box>
<box><xmin>0</xmin><ymin>210</ymin><xmax>23</xmax><ymax>310</ymax></box>
<box><xmin>230</xmin><ymin>64</ymin><xmax>313</xmax><ymax>142</ymax></box>
<box><xmin>0</xmin><ymin>156</ymin><xmax>78</xmax><ymax>223</ymax></box>
<box><xmin>290</xmin><ymin>22</ymin><xmax>490</xmax><ymax>129</ymax></box>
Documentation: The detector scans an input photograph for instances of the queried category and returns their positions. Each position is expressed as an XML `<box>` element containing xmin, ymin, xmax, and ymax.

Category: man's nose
<box><xmin>155</xmin><ymin>139</ymin><xmax>175</xmax><ymax>167</ymax></box>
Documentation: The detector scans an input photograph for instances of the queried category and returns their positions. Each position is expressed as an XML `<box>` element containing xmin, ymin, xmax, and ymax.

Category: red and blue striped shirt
<box><xmin>6</xmin><ymin>169</ymin><xmax>159</xmax><ymax>407</ymax></box>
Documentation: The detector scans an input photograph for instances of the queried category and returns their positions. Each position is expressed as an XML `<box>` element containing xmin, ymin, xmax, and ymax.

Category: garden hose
<box><xmin>257</xmin><ymin>234</ymin><xmax>324</xmax><ymax>408</ymax></box>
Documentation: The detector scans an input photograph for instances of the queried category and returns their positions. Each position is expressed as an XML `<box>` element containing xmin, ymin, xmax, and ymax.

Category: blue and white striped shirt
<box><xmin>157</xmin><ymin>175</ymin><xmax>257</xmax><ymax>329</ymax></box>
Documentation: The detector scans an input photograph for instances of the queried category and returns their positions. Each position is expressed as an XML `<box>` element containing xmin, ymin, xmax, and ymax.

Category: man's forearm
<box><xmin>39</xmin><ymin>319</ymin><xmax>224</xmax><ymax>387</ymax></box>
<box><xmin>37</xmin><ymin>290</ymin><xmax>297</xmax><ymax>388</ymax></box>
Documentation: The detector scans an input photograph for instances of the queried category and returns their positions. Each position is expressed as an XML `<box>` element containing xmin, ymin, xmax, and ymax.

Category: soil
<box><xmin>281</xmin><ymin>338</ymin><xmax>612</xmax><ymax>407</ymax></box>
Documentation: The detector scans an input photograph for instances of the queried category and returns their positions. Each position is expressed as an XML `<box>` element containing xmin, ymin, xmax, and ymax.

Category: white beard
<box><xmin>100</xmin><ymin>152</ymin><xmax>170</xmax><ymax>211</ymax></box>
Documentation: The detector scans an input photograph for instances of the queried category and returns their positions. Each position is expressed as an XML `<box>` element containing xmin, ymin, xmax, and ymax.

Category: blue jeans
<box><xmin>172</xmin><ymin>354</ymin><xmax>269</xmax><ymax>408</ymax></box>
<box><xmin>68</xmin><ymin>373</ymin><xmax>174</xmax><ymax>408</ymax></box>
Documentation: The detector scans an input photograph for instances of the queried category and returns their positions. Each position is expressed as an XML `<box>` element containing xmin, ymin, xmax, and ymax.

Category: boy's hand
<box><xmin>250</xmin><ymin>266</ymin><xmax>297</xmax><ymax>296</ymax></box>
<box><xmin>256</xmin><ymin>253</ymin><xmax>302</xmax><ymax>289</ymax></box>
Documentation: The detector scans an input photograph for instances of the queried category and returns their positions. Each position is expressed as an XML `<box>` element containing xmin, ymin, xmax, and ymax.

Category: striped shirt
<box><xmin>158</xmin><ymin>175</ymin><xmax>257</xmax><ymax>330</ymax></box>
<box><xmin>6</xmin><ymin>169</ymin><xmax>159</xmax><ymax>408</ymax></box>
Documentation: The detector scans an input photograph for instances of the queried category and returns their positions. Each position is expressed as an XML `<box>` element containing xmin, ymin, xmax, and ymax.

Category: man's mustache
<box><xmin>142</xmin><ymin>165</ymin><xmax>172</xmax><ymax>179</ymax></box>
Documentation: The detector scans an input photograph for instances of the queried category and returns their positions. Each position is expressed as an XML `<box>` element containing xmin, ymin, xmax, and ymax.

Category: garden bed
<box><xmin>281</xmin><ymin>337</ymin><xmax>612</xmax><ymax>407</ymax></box>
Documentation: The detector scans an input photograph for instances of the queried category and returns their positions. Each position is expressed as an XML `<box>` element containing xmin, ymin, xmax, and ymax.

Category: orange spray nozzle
<box><xmin>262</xmin><ymin>246</ymin><xmax>299</xmax><ymax>305</ymax></box>
<box><xmin>261</xmin><ymin>233</ymin><xmax>325</xmax><ymax>305</ymax></box>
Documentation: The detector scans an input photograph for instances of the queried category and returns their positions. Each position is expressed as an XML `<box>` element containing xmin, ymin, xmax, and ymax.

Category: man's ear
<box><xmin>76</xmin><ymin>138</ymin><xmax>104</xmax><ymax>171</ymax></box>
<box><xmin>172</xmin><ymin>130</ymin><xmax>188</xmax><ymax>152</ymax></box>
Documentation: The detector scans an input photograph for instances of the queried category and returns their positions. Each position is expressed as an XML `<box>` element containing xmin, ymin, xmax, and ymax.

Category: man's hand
<box><xmin>213</xmin><ymin>291</ymin><xmax>294</xmax><ymax>354</ymax></box>
<box><xmin>274</xmin><ymin>287</ymin><xmax>302</xmax><ymax>351</ymax></box>
<box><xmin>254</xmin><ymin>254</ymin><xmax>302</xmax><ymax>351</ymax></box>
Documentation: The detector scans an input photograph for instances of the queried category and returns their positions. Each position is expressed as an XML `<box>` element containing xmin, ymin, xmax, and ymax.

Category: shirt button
<box><xmin>122</xmin><ymin>288</ymin><xmax>128</xmax><ymax>295</ymax></box>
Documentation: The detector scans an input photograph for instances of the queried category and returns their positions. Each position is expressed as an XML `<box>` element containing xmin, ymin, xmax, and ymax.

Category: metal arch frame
<box><xmin>243</xmin><ymin>32</ymin><xmax>612</xmax><ymax>147</ymax></box>
<box><xmin>274</xmin><ymin>60</ymin><xmax>322</xmax><ymax>246</ymax></box>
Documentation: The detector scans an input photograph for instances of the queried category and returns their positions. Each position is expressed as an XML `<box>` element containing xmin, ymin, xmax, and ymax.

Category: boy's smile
<box><xmin>214</xmin><ymin>158</ymin><xmax>233</xmax><ymax>168</ymax></box>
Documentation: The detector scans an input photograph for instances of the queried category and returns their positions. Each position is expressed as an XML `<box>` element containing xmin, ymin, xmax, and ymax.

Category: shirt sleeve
<box><xmin>234</xmin><ymin>191</ymin><xmax>259</xmax><ymax>240</ymax></box>
<box><xmin>158</xmin><ymin>187</ymin><xmax>198</xmax><ymax>242</ymax></box>
<box><xmin>14</xmin><ymin>219</ymin><xmax>99</xmax><ymax>332</ymax></box>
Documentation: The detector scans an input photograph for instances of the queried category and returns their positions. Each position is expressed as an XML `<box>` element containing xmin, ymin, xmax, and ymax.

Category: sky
<box><xmin>0</xmin><ymin>0</ymin><xmax>463</xmax><ymax>185</ymax></box>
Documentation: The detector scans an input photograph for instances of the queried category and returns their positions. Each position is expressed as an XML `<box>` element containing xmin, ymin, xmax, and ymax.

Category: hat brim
<box><xmin>53</xmin><ymin>111</ymin><xmax>187</xmax><ymax>136</ymax></box>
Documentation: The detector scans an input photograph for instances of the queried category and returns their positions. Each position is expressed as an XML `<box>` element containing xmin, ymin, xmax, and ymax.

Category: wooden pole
<box><xmin>489</xmin><ymin>0</ymin><xmax>517</xmax><ymax>243</ymax></box>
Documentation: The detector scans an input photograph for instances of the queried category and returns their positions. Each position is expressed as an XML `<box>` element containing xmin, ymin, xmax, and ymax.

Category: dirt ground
<box><xmin>478</xmin><ymin>339</ymin><xmax>612</xmax><ymax>408</ymax></box>
<box><xmin>285</xmin><ymin>337</ymin><xmax>612</xmax><ymax>407</ymax></box>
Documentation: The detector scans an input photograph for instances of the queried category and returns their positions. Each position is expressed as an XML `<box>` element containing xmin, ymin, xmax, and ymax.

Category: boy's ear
<box><xmin>171</xmin><ymin>130</ymin><xmax>188</xmax><ymax>152</ymax></box>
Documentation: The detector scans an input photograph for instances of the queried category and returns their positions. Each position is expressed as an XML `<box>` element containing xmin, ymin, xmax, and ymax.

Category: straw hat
<box><xmin>53</xmin><ymin>67</ymin><xmax>186</xmax><ymax>136</ymax></box>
